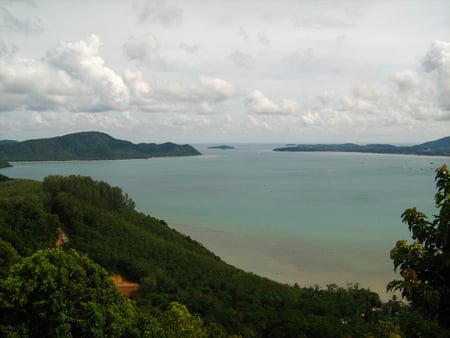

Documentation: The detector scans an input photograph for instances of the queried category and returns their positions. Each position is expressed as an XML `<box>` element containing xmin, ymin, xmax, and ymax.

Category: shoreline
<box><xmin>171</xmin><ymin>222</ymin><xmax>397</xmax><ymax>302</ymax></box>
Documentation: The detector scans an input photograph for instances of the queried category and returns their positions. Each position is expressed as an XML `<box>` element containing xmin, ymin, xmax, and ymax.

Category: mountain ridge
<box><xmin>0</xmin><ymin>131</ymin><xmax>201</xmax><ymax>162</ymax></box>
<box><xmin>274</xmin><ymin>136</ymin><xmax>450</xmax><ymax>156</ymax></box>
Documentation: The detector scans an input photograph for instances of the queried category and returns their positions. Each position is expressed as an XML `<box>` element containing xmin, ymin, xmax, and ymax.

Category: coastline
<box><xmin>171</xmin><ymin>222</ymin><xmax>397</xmax><ymax>302</ymax></box>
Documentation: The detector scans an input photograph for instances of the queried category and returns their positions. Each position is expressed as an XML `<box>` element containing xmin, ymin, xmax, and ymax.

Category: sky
<box><xmin>0</xmin><ymin>0</ymin><xmax>449</xmax><ymax>144</ymax></box>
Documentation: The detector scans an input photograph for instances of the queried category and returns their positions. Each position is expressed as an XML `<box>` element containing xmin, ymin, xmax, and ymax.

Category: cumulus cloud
<box><xmin>246</xmin><ymin>90</ymin><xmax>298</xmax><ymax>115</ymax></box>
<box><xmin>123</xmin><ymin>34</ymin><xmax>161</xmax><ymax>64</ymax></box>
<box><xmin>421</xmin><ymin>40</ymin><xmax>450</xmax><ymax>110</ymax></box>
<box><xmin>46</xmin><ymin>34</ymin><xmax>129</xmax><ymax>109</ymax></box>
<box><xmin>229</xmin><ymin>50</ymin><xmax>254</xmax><ymax>69</ymax></box>
<box><xmin>135</xmin><ymin>0</ymin><xmax>182</xmax><ymax>26</ymax></box>
<box><xmin>199</xmin><ymin>76</ymin><xmax>235</xmax><ymax>101</ymax></box>
<box><xmin>0</xmin><ymin>57</ymin><xmax>77</xmax><ymax>112</ymax></box>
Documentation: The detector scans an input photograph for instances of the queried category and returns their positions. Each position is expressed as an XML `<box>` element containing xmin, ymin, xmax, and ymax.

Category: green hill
<box><xmin>0</xmin><ymin>131</ymin><xmax>201</xmax><ymax>161</ymax></box>
<box><xmin>274</xmin><ymin>136</ymin><xmax>450</xmax><ymax>156</ymax></box>
<box><xmin>0</xmin><ymin>175</ymin><xmax>444</xmax><ymax>337</ymax></box>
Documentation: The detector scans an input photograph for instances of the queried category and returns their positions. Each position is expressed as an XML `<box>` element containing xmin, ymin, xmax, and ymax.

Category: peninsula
<box><xmin>0</xmin><ymin>131</ymin><xmax>201</xmax><ymax>162</ymax></box>
<box><xmin>273</xmin><ymin>136</ymin><xmax>450</xmax><ymax>156</ymax></box>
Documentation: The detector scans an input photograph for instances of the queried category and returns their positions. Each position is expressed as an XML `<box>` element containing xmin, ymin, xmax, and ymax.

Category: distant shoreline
<box><xmin>273</xmin><ymin>137</ymin><xmax>450</xmax><ymax>157</ymax></box>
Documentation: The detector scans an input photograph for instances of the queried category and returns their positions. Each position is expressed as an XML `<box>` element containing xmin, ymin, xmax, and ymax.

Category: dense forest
<box><xmin>0</xmin><ymin>131</ymin><xmax>201</xmax><ymax>162</ymax></box>
<box><xmin>274</xmin><ymin>136</ymin><xmax>450</xmax><ymax>156</ymax></box>
<box><xmin>0</xmin><ymin>173</ymin><xmax>448</xmax><ymax>337</ymax></box>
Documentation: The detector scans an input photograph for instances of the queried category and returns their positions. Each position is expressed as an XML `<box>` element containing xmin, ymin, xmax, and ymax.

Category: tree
<box><xmin>0</xmin><ymin>248</ymin><xmax>163</xmax><ymax>337</ymax></box>
<box><xmin>161</xmin><ymin>301</ymin><xmax>208</xmax><ymax>338</ymax></box>
<box><xmin>388</xmin><ymin>164</ymin><xmax>450</xmax><ymax>329</ymax></box>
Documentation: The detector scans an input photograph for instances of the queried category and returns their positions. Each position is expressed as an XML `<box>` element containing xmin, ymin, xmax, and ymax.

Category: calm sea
<box><xmin>1</xmin><ymin>144</ymin><xmax>446</xmax><ymax>300</ymax></box>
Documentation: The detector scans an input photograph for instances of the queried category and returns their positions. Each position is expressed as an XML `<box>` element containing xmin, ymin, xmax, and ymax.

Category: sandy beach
<box><xmin>172</xmin><ymin>223</ymin><xmax>397</xmax><ymax>302</ymax></box>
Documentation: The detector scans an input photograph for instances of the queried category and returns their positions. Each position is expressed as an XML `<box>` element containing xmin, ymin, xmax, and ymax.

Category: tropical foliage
<box><xmin>388</xmin><ymin>164</ymin><xmax>450</xmax><ymax>329</ymax></box>
<box><xmin>0</xmin><ymin>173</ymin><xmax>446</xmax><ymax>336</ymax></box>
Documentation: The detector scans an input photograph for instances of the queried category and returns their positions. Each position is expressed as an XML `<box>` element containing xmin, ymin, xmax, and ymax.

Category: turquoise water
<box><xmin>1</xmin><ymin>145</ymin><xmax>445</xmax><ymax>299</ymax></box>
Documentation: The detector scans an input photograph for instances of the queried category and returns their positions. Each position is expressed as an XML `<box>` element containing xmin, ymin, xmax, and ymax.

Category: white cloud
<box><xmin>199</xmin><ymin>76</ymin><xmax>235</xmax><ymax>101</ymax></box>
<box><xmin>0</xmin><ymin>6</ymin><xmax>42</xmax><ymax>34</ymax></box>
<box><xmin>179</xmin><ymin>42</ymin><xmax>199</xmax><ymax>54</ymax></box>
<box><xmin>46</xmin><ymin>35</ymin><xmax>129</xmax><ymax>110</ymax></box>
<box><xmin>288</xmin><ymin>48</ymin><xmax>313</xmax><ymax>66</ymax></box>
<box><xmin>421</xmin><ymin>40</ymin><xmax>450</xmax><ymax>110</ymax></box>
<box><xmin>257</xmin><ymin>32</ymin><xmax>270</xmax><ymax>47</ymax></box>
<box><xmin>135</xmin><ymin>0</ymin><xmax>182</xmax><ymax>26</ymax></box>
<box><xmin>123</xmin><ymin>34</ymin><xmax>161</xmax><ymax>64</ymax></box>
<box><xmin>229</xmin><ymin>50</ymin><xmax>254</xmax><ymax>69</ymax></box>
<box><xmin>238</xmin><ymin>26</ymin><xmax>250</xmax><ymax>40</ymax></box>
<box><xmin>246</xmin><ymin>90</ymin><xmax>298</xmax><ymax>115</ymax></box>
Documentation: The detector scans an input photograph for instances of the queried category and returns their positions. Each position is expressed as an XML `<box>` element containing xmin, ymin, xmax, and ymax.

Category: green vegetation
<box><xmin>0</xmin><ymin>160</ymin><xmax>12</xmax><ymax>168</ymax></box>
<box><xmin>0</xmin><ymin>174</ymin><xmax>447</xmax><ymax>337</ymax></box>
<box><xmin>274</xmin><ymin>136</ymin><xmax>450</xmax><ymax>156</ymax></box>
<box><xmin>0</xmin><ymin>248</ymin><xmax>164</xmax><ymax>337</ymax></box>
<box><xmin>388</xmin><ymin>164</ymin><xmax>450</xmax><ymax>329</ymax></box>
<box><xmin>0</xmin><ymin>131</ymin><xmax>201</xmax><ymax>161</ymax></box>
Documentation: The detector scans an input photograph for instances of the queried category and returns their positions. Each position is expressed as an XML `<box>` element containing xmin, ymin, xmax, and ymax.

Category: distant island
<box><xmin>0</xmin><ymin>131</ymin><xmax>201</xmax><ymax>163</ymax></box>
<box><xmin>274</xmin><ymin>136</ymin><xmax>450</xmax><ymax>156</ymax></box>
<box><xmin>208</xmin><ymin>145</ymin><xmax>235</xmax><ymax>150</ymax></box>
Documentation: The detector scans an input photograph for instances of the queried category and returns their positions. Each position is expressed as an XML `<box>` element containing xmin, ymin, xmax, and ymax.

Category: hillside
<box><xmin>274</xmin><ymin>136</ymin><xmax>450</xmax><ymax>156</ymax></box>
<box><xmin>0</xmin><ymin>131</ymin><xmax>201</xmax><ymax>161</ymax></box>
<box><xmin>0</xmin><ymin>175</ymin><xmax>444</xmax><ymax>337</ymax></box>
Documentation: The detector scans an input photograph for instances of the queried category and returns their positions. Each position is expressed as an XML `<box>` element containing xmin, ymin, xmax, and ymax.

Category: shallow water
<box><xmin>2</xmin><ymin>144</ymin><xmax>445</xmax><ymax>300</ymax></box>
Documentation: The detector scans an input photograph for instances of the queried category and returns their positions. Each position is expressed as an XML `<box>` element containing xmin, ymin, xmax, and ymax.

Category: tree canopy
<box><xmin>0</xmin><ymin>174</ymin><xmax>446</xmax><ymax>336</ymax></box>
<box><xmin>388</xmin><ymin>164</ymin><xmax>450</xmax><ymax>329</ymax></box>
<box><xmin>0</xmin><ymin>248</ymin><xmax>164</xmax><ymax>337</ymax></box>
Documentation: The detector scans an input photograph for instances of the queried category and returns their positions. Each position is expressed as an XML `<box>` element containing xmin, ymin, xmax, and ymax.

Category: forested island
<box><xmin>0</xmin><ymin>131</ymin><xmax>201</xmax><ymax>163</ymax></box>
<box><xmin>274</xmin><ymin>136</ymin><xmax>450</xmax><ymax>156</ymax></box>
<box><xmin>0</xmin><ymin>171</ymin><xmax>448</xmax><ymax>337</ymax></box>
<box><xmin>208</xmin><ymin>145</ymin><xmax>235</xmax><ymax>150</ymax></box>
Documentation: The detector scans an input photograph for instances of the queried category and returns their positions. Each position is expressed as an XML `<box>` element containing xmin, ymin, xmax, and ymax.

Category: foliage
<box><xmin>160</xmin><ymin>301</ymin><xmax>208</xmax><ymax>338</ymax></box>
<box><xmin>0</xmin><ymin>160</ymin><xmax>12</xmax><ymax>169</ymax></box>
<box><xmin>0</xmin><ymin>249</ymin><xmax>165</xmax><ymax>337</ymax></box>
<box><xmin>43</xmin><ymin>175</ymin><xmax>136</xmax><ymax>210</ymax></box>
<box><xmin>0</xmin><ymin>239</ymin><xmax>21</xmax><ymax>278</ymax></box>
<box><xmin>0</xmin><ymin>248</ymin><xmax>165</xmax><ymax>337</ymax></box>
<box><xmin>0</xmin><ymin>179</ymin><xmax>60</xmax><ymax>256</ymax></box>
<box><xmin>388</xmin><ymin>164</ymin><xmax>450</xmax><ymax>330</ymax></box>
<box><xmin>0</xmin><ymin>175</ymin><xmax>444</xmax><ymax>336</ymax></box>
<box><xmin>0</xmin><ymin>131</ymin><xmax>201</xmax><ymax>161</ymax></box>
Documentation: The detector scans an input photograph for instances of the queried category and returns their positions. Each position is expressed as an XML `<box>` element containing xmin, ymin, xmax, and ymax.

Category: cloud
<box><xmin>179</xmin><ymin>42</ymin><xmax>199</xmax><ymax>54</ymax></box>
<box><xmin>238</xmin><ymin>26</ymin><xmax>250</xmax><ymax>40</ymax></box>
<box><xmin>320</xmin><ymin>40</ymin><xmax>450</xmax><ymax>124</ymax></box>
<box><xmin>0</xmin><ymin>6</ymin><xmax>42</xmax><ymax>34</ymax></box>
<box><xmin>135</xmin><ymin>0</ymin><xmax>182</xmax><ymax>26</ymax></box>
<box><xmin>229</xmin><ymin>50</ymin><xmax>254</xmax><ymax>69</ymax></box>
<box><xmin>0</xmin><ymin>57</ymin><xmax>78</xmax><ymax>112</ymax></box>
<box><xmin>199</xmin><ymin>76</ymin><xmax>235</xmax><ymax>101</ymax></box>
<box><xmin>291</xmin><ymin>14</ymin><xmax>355</xmax><ymax>30</ymax></box>
<box><xmin>246</xmin><ymin>90</ymin><xmax>298</xmax><ymax>115</ymax></box>
<box><xmin>288</xmin><ymin>48</ymin><xmax>313</xmax><ymax>66</ymax></box>
<box><xmin>46</xmin><ymin>34</ymin><xmax>129</xmax><ymax>109</ymax></box>
<box><xmin>258</xmin><ymin>32</ymin><xmax>270</xmax><ymax>47</ymax></box>
<box><xmin>123</xmin><ymin>34</ymin><xmax>161</xmax><ymax>64</ymax></box>
<box><xmin>421</xmin><ymin>40</ymin><xmax>450</xmax><ymax>110</ymax></box>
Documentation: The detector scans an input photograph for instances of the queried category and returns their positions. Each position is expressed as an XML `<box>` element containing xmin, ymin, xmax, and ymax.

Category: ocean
<box><xmin>1</xmin><ymin>144</ymin><xmax>445</xmax><ymax>300</ymax></box>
